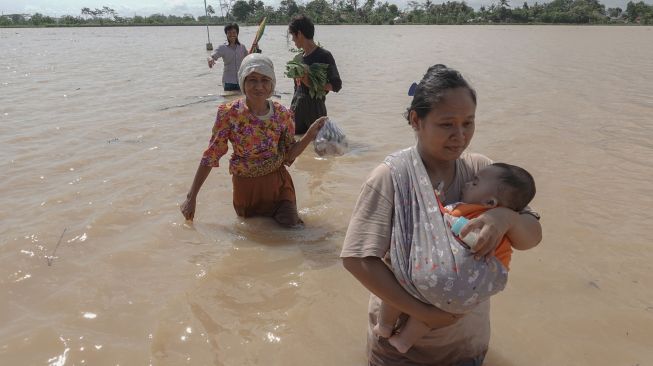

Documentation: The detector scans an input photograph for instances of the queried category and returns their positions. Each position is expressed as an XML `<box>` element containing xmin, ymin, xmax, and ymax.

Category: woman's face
<box><xmin>226</xmin><ymin>29</ymin><xmax>238</xmax><ymax>44</ymax></box>
<box><xmin>411</xmin><ymin>87</ymin><xmax>476</xmax><ymax>163</ymax></box>
<box><xmin>243</xmin><ymin>72</ymin><xmax>273</xmax><ymax>102</ymax></box>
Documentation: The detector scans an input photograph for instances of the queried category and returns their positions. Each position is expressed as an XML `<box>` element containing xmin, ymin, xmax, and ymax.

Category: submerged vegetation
<box><xmin>1</xmin><ymin>0</ymin><xmax>652</xmax><ymax>27</ymax></box>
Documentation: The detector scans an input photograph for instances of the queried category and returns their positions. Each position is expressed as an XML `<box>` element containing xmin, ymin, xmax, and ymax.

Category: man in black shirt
<box><xmin>288</xmin><ymin>15</ymin><xmax>342</xmax><ymax>135</ymax></box>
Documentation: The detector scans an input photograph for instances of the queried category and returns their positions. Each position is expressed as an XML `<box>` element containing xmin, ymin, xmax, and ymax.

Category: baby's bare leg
<box><xmin>373</xmin><ymin>301</ymin><xmax>402</xmax><ymax>338</ymax></box>
<box><xmin>389</xmin><ymin>316</ymin><xmax>431</xmax><ymax>353</ymax></box>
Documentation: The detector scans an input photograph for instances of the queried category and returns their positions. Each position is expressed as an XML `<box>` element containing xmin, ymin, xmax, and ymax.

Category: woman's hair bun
<box><xmin>427</xmin><ymin>64</ymin><xmax>448</xmax><ymax>73</ymax></box>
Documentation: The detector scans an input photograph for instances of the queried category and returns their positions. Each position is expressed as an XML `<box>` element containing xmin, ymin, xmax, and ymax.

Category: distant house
<box><xmin>1</xmin><ymin>13</ymin><xmax>32</xmax><ymax>21</ymax></box>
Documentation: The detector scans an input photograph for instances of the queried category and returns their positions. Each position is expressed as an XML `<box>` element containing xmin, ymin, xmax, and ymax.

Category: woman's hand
<box><xmin>180</xmin><ymin>195</ymin><xmax>197</xmax><ymax>221</ymax></box>
<box><xmin>343</xmin><ymin>257</ymin><xmax>464</xmax><ymax>331</ymax></box>
<box><xmin>181</xmin><ymin>164</ymin><xmax>212</xmax><ymax>221</ymax></box>
<box><xmin>305</xmin><ymin>116</ymin><xmax>327</xmax><ymax>140</ymax></box>
<box><xmin>207</xmin><ymin>57</ymin><xmax>215</xmax><ymax>69</ymax></box>
<box><xmin>461</xmin><ymin>207</ymin><xmax>517</xmax><ymax>259</ymax></box>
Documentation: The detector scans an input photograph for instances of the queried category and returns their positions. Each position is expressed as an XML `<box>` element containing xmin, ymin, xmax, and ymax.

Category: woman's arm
<box><xmin>343</xmin><ymin>256</ymin><xmax>461</xmax><ymax>329</ymax></box>
<box><xmin>461</xmin><ymin>207</ymin><xmax>542</xmax><ymax>258</ymax></box>
<box><xmin>181</xmin><ymin>105</ymin><xmax>231</xmax><ymax>221</ymax></box>
<box><xmin>180</xmin><ymin>164</ymin><xmax>212</xmax><ymax>221</ymax></box>
<box><xmin>284</xmin><ymin>116</ymin><xmax>327</xmax><ymax>164</ymax></box>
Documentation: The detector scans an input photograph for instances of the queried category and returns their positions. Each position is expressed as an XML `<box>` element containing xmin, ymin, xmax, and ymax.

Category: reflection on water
<box><xmin>1</xmin><ymin>25</ymin><xmax>652</xmax><ymax>365</ymax></box>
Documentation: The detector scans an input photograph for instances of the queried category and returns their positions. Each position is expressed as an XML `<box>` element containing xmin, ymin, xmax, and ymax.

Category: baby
<box><xmin>376</xmin><ymin>162</ymin><xmax>536</xmax><ymax>353</ymax></box>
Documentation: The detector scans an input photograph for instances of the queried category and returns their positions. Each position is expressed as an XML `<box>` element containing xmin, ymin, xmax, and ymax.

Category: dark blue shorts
<box><xmin>224</xmin><ymin>83</ymin><xmax>240</xmax><ymax>91</ymax></box>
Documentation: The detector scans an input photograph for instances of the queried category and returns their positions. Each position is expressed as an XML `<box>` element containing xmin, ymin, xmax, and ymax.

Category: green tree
<box><xmin>249</xmin><ymin>0</ymin><xmax>265</xmax><ymax>12</ymax></box>
<box><xmin>81</xmin><ymin>7</ymin><xmax>91</xmax><ymax>19</ymax></box>
<box><xmin>350</xmin><ymin>0</ymin><xmax>360</xmax><ymax>12</ymax></box>
<box><xmin>607</xmin><ymin>7</ymin><xmax>622</xmax><ymax>17</ymax></box>
<box><xmin>146</xmin><ymin>13</ymin><xmax>167</xmax><ymax>23</ymax></box>
<box><xmin>625</xmin><ymin>1</ymin><xmax>653</xmax><ymax>22</ymax></box>
<box><xmin>307</xmin><ymin>0</ymin><xmax>336</xmax><ymax>22</ymax></box>
<box><xmin>59</xmin><ymin>15</ymin><xmax>83</xmax><ymax>24</ymax></box>
<box><xmin>368</xmin><ymin>2</ymin><xmax>401</xmax><ymax>24</ymax></box>
<box><xmin>102</xmin><ymin>6</ymin><xmax>118</xmax><ymax>20</ymax></box>
<box><xmin>31</xmin><ymin>12</ymin><xmax>45</xmax><ymax>25</ymax></box>
<box><xmin>231</xmin><ymin>0</ymin><xmax>252</xmax><ymax>21</ymax></box>
<box><xmin>278</xmin><ymin>0</ymin><xmax>300</xmax><ymax>19</ymax></box>
<box><xmin>247</xmin><ymin>0</ymin><xmax>266</xmax><ymax>20</ymax></box>
<box><xmin>11</xmin><ymin>14</ymin><xmax>26</xmax><ymax>24</ymax></box>
<box><xmin>496</xmin><ymin>0</ymin><xmax>512</xmax><ymax>21</ymax></box>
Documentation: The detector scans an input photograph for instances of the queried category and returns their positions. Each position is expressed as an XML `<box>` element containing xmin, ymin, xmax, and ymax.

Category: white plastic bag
<box><xmin>314</xmin><ymin>118</ymin><xmax>348</xmax><ymax>157</ymax></box>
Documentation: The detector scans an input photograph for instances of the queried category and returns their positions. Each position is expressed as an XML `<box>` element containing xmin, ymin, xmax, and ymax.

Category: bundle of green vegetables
<box><xmin>285</xmin><ymin>55</ymin><xmax>329</xmax><ymax>99</ymax></box>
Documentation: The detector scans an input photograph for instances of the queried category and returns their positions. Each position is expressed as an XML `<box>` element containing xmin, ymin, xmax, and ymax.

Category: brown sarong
<box><xmin>231</xmin><ymin>166</ymin><xmax>302</xmax><ymax>227</ymax></box>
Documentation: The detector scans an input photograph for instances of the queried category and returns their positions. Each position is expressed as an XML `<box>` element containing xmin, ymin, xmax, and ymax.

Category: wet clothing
<box><xmin>342</xmin><ymin>150</ymin><xmax>539</xmax><ymax>366</ymax></box>
<box><xmin>210</xmin><ymin>43</ymin><xmax>248</xmax><ymax>86</ymax></box>
<box><xmin>291</xmin><ymin>47</ymin><xmax>342</xmax><ymax>134</ymax></box>
<box><xmin>385</xmin><ymin>147</ymin><xmax>508</xmax><ymax>315</ymax></box>
<box><xmin>201</xmin><ymin>99</ymin><xmax>295</xmax><ymax>177</ymax></box>
<box><xmin>232</xmin><ymin>166</ymin><xmax>300</xmax><ymax>227</ymax></box>
<box><xmin>200</xmin><ymin>98</ymin><xmax>301</xmax><ymax>226</ymax></box>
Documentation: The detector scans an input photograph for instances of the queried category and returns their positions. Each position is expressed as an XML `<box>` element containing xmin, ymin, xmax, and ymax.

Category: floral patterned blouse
<box><xmin>200</xmin><ymin>99</ymin><xmax>296</xmax><ymax>178</ymax></box>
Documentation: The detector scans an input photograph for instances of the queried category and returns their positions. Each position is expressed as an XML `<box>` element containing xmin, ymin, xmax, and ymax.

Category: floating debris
<box><xmin>46</xmin><ymin>228</ymin><xmax>67</xmax><ymax>266</ymax></box>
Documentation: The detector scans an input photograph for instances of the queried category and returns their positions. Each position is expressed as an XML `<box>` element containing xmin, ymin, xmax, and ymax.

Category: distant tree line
<box><xmin>1</xmin><ymin>0</ymin><xmax>652</xmax><ymax>27</ymax></box>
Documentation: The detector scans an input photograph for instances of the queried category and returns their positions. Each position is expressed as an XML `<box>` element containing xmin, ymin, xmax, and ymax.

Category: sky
<box><xmin>0</xmin><ymin>0</ymin><xmax>639</xmax><ymax>18</ymax></box>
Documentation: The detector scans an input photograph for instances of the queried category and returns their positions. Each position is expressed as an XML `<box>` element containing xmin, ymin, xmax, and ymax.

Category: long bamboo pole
<box><xmin>204</xmin><ymin>0</ymin><xmax>213</xmax><ymax>50</ymax></box>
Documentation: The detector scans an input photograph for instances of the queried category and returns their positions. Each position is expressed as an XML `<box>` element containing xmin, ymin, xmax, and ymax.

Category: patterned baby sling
<box><xmin>386</xmin><ymin>147</ymin><xmax>508</xmax><ymax>314</ymax></box>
